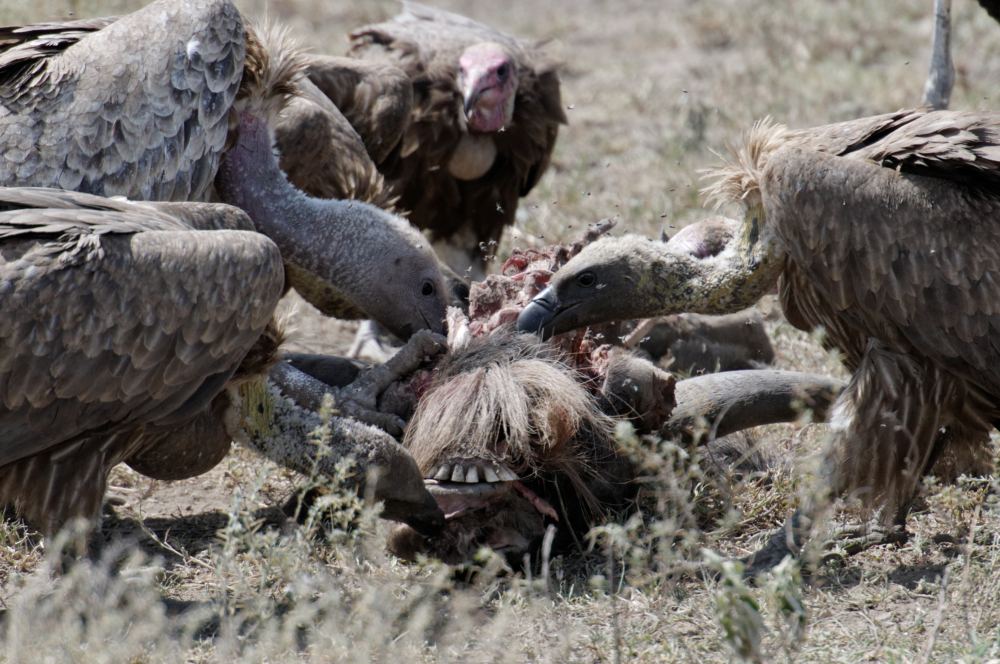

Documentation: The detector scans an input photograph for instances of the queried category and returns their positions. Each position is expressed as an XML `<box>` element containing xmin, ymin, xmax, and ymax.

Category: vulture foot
<box><xmin>739</xmin><ymin>509</ymin><xmax>909</xmax><ymax>579</ymax></box>
<box><xmin>819</xmin><ymin>520</ymin><xmax>908</xmax><ymax>561</ymax></box>
<box><xmin>740</xmin><ymin>509</ymin><xmax>811</xmax><ymax>579</ymax></box>
<box><xmin>336</xmin><ymin>330</ymin><xmax>446</xmax><ymax>436</ymax></box>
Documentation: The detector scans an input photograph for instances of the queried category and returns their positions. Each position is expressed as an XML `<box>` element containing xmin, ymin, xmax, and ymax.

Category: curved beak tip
<box><xmin>409</xmin><ymin>503</ymin><xmax>445</xmax><ymax>537</ymax></box>
<box><xmin>516</xmin><ymin>299</ymin><xmax>557</xmax><ymax>339</ymax></box>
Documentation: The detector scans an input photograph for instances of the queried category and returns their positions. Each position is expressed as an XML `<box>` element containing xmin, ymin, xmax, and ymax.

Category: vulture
<box><xmin>0</xmin><ymin>0</ymin><xmax>452</xmax><ymax>543</ymax></box>
<box><xmin>347</xmin><ymin>2</ymin><xmax>567</xmax><ymax>280</ymax></box>
<box><xmin>518</xmin><ymin>108</ymin><xmax>1000</xmax><ymax>553</ymax></box>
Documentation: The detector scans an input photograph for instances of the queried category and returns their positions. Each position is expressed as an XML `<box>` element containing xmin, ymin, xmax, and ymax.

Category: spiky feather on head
<box><xmin>701</xmin><ymin>117</ymin><xmax>790</xmax><ymax>211</ymax></box>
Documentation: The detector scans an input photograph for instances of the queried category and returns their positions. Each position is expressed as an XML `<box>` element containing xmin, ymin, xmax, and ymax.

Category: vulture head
<box><xmin>458</xmin><ymin>42</ymin><xmax>518</xmax><ymax>132</ymax></box>
<box><xmin>518</xmin><ymin>215</ymin><xmax>783</xmax><ymax>339</ymax></box>
<box><xmin>214</xmin><ymin>24</ymin><xmax>450</xmax><ymax>340</ymax></box>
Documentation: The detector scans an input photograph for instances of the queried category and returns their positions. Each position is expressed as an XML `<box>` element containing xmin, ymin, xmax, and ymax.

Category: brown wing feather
<box><xmin>273</xmin><ymin>77</ymin><xmax>392</xmax><ymax>207</ymax></box>
<box><xmin>0</xmin><ymin>0</ymin><xmax>245</xmax><ymax>202</ymax></box>
<box><xmin>302</xmin><ymin>54</ymin><xmax>414</xmax><ymax>165</ymax></box>
<box><xmin>0</xmin><ymin>191</ymin><xmax>284</xmax><ymax>467</ymax></box>
<box><xmin>763</xmin><ymin>143</ymin><xmax>1000</xmax><ymax>397</ymax></box>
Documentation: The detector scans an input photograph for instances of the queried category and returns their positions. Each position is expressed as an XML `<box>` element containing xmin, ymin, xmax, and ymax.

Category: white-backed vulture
<box><xmin>347</xmin><ymin>1</ymin><xmax>567</xmax><ymax>279</ymax></box>
<box><xmin>518</xmin><ymin>108</ymin><xmax>1000</xmax><ymax>552</ymax></box>
<box><xmin>0</xmin><ymin>187</ymin><xmax>447</xmax><ymax>542</ymax></box>
<box><xmin>0</xmin><ymin>0</ymin><xmax>449</xmax><ymax>341</ymax></box>
<box><xmin>0</xmin><ymin>0</ymin><xmax>452</xmax><ymax>543</ymax></box>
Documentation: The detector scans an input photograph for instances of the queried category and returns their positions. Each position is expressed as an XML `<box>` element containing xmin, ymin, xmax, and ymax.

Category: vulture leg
<box><xmin>823</xmin><ymin>340</ymin><xmax>977</xmax><ymax>529</ymax></box>
<box><xmin>743</xmin><ymin>340</ymin><xmax>992</xmax><ymax>573</ymax></box>
<box><xmin>922</xmin><ymin>0</ymin><xmax>954</xmax><ymax>111</ymax></box>
<box><xmin>0</xmin><ymin>430</ymin><xmax>144</xmax><ymax>554</ymax></box>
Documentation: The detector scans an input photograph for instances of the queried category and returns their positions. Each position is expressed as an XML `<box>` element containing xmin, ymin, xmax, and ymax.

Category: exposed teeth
<box><xmin>497</xmin><ymin>467</ymin><xmax>519</xmax><ymax>482</ymax></box>
<box><xmin>483</xmin><ymin>466</ymin><xmax>500</xmax><ymax>483</ymax></box>
<box><xmin>466</xmin><ymin>465</ymin><xmax>479</xmax><ymax>483</ymax></box>
<box><xmin>433</xmin><ymin>465</ymin><xmax>452</xmax><ymax>481</ymax></box>
<box><xmin>451</xmin><ymin>464</ymin><xmax>465</xmax><ymax>483</ymax></box>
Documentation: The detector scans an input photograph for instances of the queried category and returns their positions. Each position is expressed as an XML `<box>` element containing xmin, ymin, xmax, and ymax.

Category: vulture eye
<box><xmin>421</xmin><ymin>280</ymin><xmax>436</xmax><ymax>296</ymax></box>
<box><xmin>577</xmin><ymin>272</ymin><xmax>597</xmax><ymax>288</ymax></box>
<box><xmin>496</xmin><ymin>63</ymin><xmax>509</xmax><ymax>80</ymax></box>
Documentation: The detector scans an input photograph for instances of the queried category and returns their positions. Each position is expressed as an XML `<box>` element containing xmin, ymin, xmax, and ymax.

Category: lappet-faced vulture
<box><xmin>347</xmin><ymin>2</ymin><xmax>567</xmax><ymax>280</ymax></box>
<box><xmin>0</xmin><ymin>0</ymin><xmax>451</xmax><ymax>543</ymax></box>
<box><xmin>519</xmin><ymin>108</ymin><xmax>1000</xmax><ymax>554</ymax></box>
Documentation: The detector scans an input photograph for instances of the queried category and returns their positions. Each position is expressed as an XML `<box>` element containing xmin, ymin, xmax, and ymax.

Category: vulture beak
<box><xmin>463</xmin><ymin>89</ymin><xmax>479</xmax><ymax>118</ymax></box>
<box><xmin>516</xmin><ymin>286</ymin><xmax>579</xmax><ymax>340</ymax></box>
<box><xmin>381</xmin><ymin>491</ymin><xmax>446</xmax><ymax>537</ymax></box>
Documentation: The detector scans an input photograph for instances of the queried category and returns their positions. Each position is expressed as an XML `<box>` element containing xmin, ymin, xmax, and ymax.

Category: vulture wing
<box><xmin>0</xmin><ymin>0</ymin><xmax>245</xmax><ymax>202</ymax></box>
<box><xmin>273</xmin><ymin>74</ymin><xmax>393</xmax><ymax>206</ymax></box>
<box><xmin>764</xmin><ymin>112</ymin><xmax>1000</xmax><ymax>396</ymax></box>
<box><xmin>301</xmin><ymin>54</ymin><xmax>414</xmax><ymax>165</ymax></box>
<box><xmin>0</xmin><ymin>187</ymin><xmax>284</xmax><ymax>467</ymax></box>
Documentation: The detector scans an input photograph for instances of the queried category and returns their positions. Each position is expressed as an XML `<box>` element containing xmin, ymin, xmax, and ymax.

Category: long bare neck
<box><xmin>653</xmin><ymin>204</ymin><xmax>786</xmax><ymax>315</ymax></box>
<box><xmin>214</xmin><ymin>111</ymin><xmax>365</xmax><ymax>295</ymax></box>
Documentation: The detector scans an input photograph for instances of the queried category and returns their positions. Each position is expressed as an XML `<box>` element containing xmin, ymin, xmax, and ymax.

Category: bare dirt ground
<box><xmin>3</xmin><ymin>0</ymin><xmax>1000</xmax><ymax>661</ymax></box>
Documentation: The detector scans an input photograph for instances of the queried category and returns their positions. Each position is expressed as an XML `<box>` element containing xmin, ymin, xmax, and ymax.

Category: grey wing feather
<box><xmin>763</xmin><ymin>142</ymin><xmax>1000</xmax><ymax>396</ymax></box>
<box><xmin>0</xmin><ymin>0</ymin><xmax>245</xmax><ymax>203</ymax></box>
<box><xmin>0</xmin><ymin>191</ymin><xmax>284</xmax><ymax>467</ymax></box>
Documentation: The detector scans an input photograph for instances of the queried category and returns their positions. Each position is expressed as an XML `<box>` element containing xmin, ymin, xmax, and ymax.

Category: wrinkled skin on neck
<box><xmin>517</xmin><ymin>206</ymin><xmax>787</xmax><ymax>339</ymax></box>
<box><xmin>215</xmin><ymin>111</ymin><xmax>448</xmax><ymax>339</ymax></box>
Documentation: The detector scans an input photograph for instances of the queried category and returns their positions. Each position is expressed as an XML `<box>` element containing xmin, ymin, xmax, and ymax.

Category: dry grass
<box><xmin>3</xmin><ymin>0</ymin><xmax>1000</xmax><ymax>661</ymax></box>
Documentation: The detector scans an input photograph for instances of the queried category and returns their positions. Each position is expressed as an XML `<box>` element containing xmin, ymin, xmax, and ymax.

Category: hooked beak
<box><xmin>463</xmin><ymin>88</ymin><xmax>481</xmax><ymax>119</ymax></box>
<box><xmin>381</xmin><ymin>490</ymin><xmax>446</xmax><ymax>537</ymax></box>
<box><xmin>516</xmin><ymin>286</ymin><xmax>578</xmax><ymax>340</ymax></box>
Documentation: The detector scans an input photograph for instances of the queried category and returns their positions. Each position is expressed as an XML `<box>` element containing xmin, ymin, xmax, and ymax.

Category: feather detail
<box><xmin>229</xmin><ymin>20</ymin><xmax>307</xmax><ymax>141</ymax></box>
<box><xmin>701</xmin><ymin>117</ymin><xmax>790</xmax><ymax>211</ymax></box>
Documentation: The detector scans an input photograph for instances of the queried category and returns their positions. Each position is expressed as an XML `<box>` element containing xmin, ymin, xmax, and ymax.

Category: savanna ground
<box><xmin>2</xmin><ymin>0</ymin><xmax>1000</xmax><ymax>661</ymax></box>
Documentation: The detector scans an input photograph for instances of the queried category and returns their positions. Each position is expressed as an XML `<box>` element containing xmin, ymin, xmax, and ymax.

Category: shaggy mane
<box><xmin>701</xmin><ymin>117</ymin><xmax>790</xmax><ymax>211</ymax></box>
<box><xmin>227</xmin><ymin>19</ymin><xmax>307</xmax><ymax>148</ymax></box>
<box><xmin>404</xmin><ymin>333</ymin><xmax>616</xmax><ymax>514</ymax></box>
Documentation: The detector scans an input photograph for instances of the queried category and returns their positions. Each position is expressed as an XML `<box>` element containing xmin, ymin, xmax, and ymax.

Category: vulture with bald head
<box><xmin>0</xmin><ymin>0</ymin><xmax>452</xmax><ymax>543</ymax></box>
<box><xmin>346</xmin><ymin>1</ymin><xmax>567</xmax><ymax>280</ymax></box>
<box><xmin>519</xmin><ymin>108</ymin><xmax>1000</xmax><ymax>555</ymax></box>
